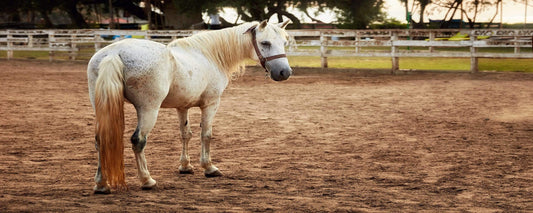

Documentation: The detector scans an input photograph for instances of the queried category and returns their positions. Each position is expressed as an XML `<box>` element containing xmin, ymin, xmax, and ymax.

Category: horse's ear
<box><xmin>258</xmin><ymin>20</ymin><xmax>268</xmax><ymax>31</ymax></box>
<box><xmin>278</xmin><ymin>20</ymin><xmax>291</xmax><ymax>29</ymax></box>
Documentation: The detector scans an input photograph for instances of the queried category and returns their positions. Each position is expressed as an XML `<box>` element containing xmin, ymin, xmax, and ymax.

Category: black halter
<box><xmin>245</xmin><ymin>25</ymin><xmax>287</xmax><ymax>72</ymax></box>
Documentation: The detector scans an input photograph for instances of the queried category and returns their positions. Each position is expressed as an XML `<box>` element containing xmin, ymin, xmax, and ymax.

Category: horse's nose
<box><xmin>278</xmin><ymin>68</ymin><xmax>292</xmax><ymax>81</ymax></box>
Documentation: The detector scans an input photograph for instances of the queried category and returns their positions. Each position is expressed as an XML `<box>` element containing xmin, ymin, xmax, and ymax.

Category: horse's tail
<box><xmin>94</xmin><ymin>54</ymin><xmax>126</xmax><ymax>189</ymax></box>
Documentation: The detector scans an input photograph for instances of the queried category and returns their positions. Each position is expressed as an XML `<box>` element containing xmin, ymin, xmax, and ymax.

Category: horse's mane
<box><xmin>168</xmin><ymin>22</ymin><xmax>259</xmax><ymax>77</ymax></box>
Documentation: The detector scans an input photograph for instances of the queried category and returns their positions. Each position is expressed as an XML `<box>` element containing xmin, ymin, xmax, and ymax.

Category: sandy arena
<box><xmin>0</xmin><ymin>59</ymin><xmax>532</xmax><ymax>212</ymax></box>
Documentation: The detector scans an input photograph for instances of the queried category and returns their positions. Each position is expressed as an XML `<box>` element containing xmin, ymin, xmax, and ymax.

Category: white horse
<box><xmin>87</xmin><ymin>20</ymin><xmax>292</xmax><ymax>194</ymax></box>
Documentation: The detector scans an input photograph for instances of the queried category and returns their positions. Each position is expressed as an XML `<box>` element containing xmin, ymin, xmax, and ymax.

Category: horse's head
<box><xmin>247</xmin><ymin>20</ymin><xmax>292</xmax><ymax>81</ymax></box>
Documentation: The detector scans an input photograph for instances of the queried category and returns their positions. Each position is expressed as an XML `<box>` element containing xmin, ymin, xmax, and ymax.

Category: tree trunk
<box><xmin>64</xmin><ymin>0</ymin><xmax>89</xmax><ymax>28</ymax></box>
<box><xmin>114</xmin><ymin>0</ymin><xmax>147</xmax><ymax>20</ymax></box>
<box><xmin>419</xmin><ymin>1</ymin><xmax>429</xmax><ymax>28</ymax></box>
<box><xmin>39</xmin><ymin>11</ymin><xmax>54</xmax><ymax>28</ymax></box>
<box><xmin>441</xmin><ymin>1</ymin><xmax>459</xmax><ymax>28</ymax></box>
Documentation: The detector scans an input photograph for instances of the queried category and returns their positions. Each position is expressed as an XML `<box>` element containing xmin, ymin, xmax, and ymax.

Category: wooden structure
<box><xmin>289</xmin><ymin>29</ymin><xmax>533</xmax><ymax>72</ymax></box>
<box><xmin>1</xmin><ymin>29</ymin><xmax>532</xmax><ymax>72</ymax></box>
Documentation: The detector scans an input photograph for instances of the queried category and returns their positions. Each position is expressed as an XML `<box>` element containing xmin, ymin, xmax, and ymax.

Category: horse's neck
<box><xmin>168</xmin><ymin>24</ymin><xmax>255</xmax><ymax>76</ymax></box>
<box><xmin>202</xmin><ymin>28</ymin><xmax>253</xmax><ymax>75</ymax></box>
<box><xmin>215</xmin><ymin>28</ymin><xmax>253</xmax><ymax>62</ymax></box>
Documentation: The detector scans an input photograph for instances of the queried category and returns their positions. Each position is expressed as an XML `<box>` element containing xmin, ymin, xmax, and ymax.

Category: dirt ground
<box><xmin>0</xmin><ymin>59</ymin><xmax>532</xmax><ymax>212</ymax></box>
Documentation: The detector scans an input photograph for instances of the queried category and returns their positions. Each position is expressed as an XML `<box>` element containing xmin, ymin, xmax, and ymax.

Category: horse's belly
<box><xmin>160</xmin><ymin>75</ymin><xmax>213</xmax><ymax>108</ymax></box>
<box><xmin>160</xmin><ymin>75</ymin><xmax>226</xmax><ymax>109</ymax></box>
<box><xmin>160</xmin><ymin>91</ymin><xmax>202</xmax><ymax>108</ymax></box>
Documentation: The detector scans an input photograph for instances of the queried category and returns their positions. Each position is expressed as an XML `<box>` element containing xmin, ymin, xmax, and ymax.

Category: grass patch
<box><xmin>1</xmin><ymin>50</ymin><xmax>531</xmax><ymax>72</ymax></box>
<box><xmin>400</xmin><ymin>57</ymin><xmax>470</xmax><ymax>71</ymax></box>
<box><xmin>288</xmin><ymin>56</ymin><xmax>533</xmax><ymax>72</ymax></box>
<box><xmin>1</xmin><ymin>51</ymin><xmax>50</xmax><ymax>60</ymax></box>
<box><xmin>289</xmin><ymin>56</ymin><xmax>392</xmax><ymax>69</ymax></box>
<box><xmin>479</xmin><ymin>58</ymin><xmax>533</xmax><ymax>72</ymax></box>
<box><xmin>0</xmin><ymin>50</ymin><xmax>77</xmax><ymax>60</ymax></box>
<box><xmin>296</xmin><ymin>46</ymin><xmax>533</xmax><ymax>54</ymax></box>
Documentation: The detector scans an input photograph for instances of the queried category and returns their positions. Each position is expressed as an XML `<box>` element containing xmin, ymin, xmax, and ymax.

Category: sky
<box><xmin>217</xmin><ymin>0</ymin><xmax>533</xmax><ymax>24</ymax></box>
<box><xmin>385</xmin><ymin>0</ymin><xmax>533</xmax><ymax>24</ymax></box>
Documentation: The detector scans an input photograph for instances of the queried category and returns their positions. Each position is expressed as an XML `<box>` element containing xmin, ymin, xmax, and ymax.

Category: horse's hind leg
<box><xmin>131</xmin><ymin>107</ymin><xmax>159</xmax><ymax>189</ymax></box>
<box><xmin>93</xmin><ymin>135</ymin><xmax>111</xmax><ymax>194</ymax></box>
<box><xmin>177</xmin><ymin>109</ymin><xmax>194</xmax><ymax>174</ymax></box>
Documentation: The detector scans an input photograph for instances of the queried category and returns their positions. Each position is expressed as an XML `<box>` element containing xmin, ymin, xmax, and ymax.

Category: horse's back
<box><xmin>88</xmin><ymin>39</ymin><xmax>167</xmax><ymax>76</ymax></box>
<box><xmin>88</xmin><ymin>39</ymin><xmax>172</xmax><ymax>109</ymax></box>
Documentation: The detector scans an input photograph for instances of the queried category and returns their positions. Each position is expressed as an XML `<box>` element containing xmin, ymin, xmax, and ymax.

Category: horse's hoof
<box><xmin>205</xmin><ymin>169</ymin><xmax>223</xmax><ymax>178</ymax></box>
<box><xmin>178</xmin><ymin>165</ymin><xmax>194</xmax><ymax>174</ymax></box>
<box><xmin>93</xmin><ymin>185</ymin><xmax>111</xmax><ymax>194</ymax></box>
<box><xmin>141</xmin><ymin>178</ymin><xmax>157</xmax><ymax>190</ymax></box>
<box><xmin>179</xmin><ymin>170</ymin><xmax>194</xmax><ymax>174</ymax></box>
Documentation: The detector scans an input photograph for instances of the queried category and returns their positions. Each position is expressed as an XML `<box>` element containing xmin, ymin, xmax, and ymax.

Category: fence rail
<box><xmin>1</xmin><ymin>28</ymin><xmax>532</xmax><ymax>72</ymax></box>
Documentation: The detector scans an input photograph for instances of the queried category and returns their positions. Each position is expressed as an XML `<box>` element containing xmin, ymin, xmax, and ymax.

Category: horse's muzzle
<box><xmin>271</xmin><ymin>68</ymin><xmax>292</xmax><ymax>81</ymax></box>
<box><xmin>266</xmin><ymin>59</ymin><xmax>292</xmax><ymax>81</ymax></box>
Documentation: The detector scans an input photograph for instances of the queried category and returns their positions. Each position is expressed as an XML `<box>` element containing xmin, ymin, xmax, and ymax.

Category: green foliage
<box><xmin>172</xmin><ymin>0</ymin><xmax>218</xmax><ymax>14</ymax></box>
<box><xmin>328</xmin><ymin>0</ymin><xmax>386</xmax><ymax>29</ymax></box>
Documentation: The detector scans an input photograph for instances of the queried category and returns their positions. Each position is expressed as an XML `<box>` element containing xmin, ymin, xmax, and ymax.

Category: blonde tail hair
<box><xmin>94</xmin><ymin>54</ymin><xmax>126</xmax><ymax>189</ymax></box>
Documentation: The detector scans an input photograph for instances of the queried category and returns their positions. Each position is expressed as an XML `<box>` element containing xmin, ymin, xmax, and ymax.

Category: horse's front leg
<box><xmin>177</xmin><ymin>109</ymin><xmax>194</xmax><ymax>174</ymax></box>
<box><xmin>200</xmin><ymin>103</ymin><xmax>223</xmax><ymax>177</ymax></box>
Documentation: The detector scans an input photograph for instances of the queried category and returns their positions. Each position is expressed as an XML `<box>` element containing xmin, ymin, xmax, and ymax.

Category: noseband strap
<box><xmin>245</xmin><ymin>25</ymin><xmax>287</xmax><ymax>72</ymax></box>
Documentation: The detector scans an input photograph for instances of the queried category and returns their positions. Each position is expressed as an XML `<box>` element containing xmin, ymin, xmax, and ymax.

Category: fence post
<box><xmin>391</xmin><ymin>32</ymin><xmax>399</xmax><ymax>74</ymax></box>
<box><xmin>28</xmin><ymin>34</ymin><xmax>33</xmax><ymax>48</ymax></box>
<box><xmin>429</xmin><ymin>31</ymin><xmax>435</xmax><ymax>53</ymax></box>
<box><xmin>470</xmin><ymin>35</ymin><xmax>478</xmax><ymax>73</ymax></box>
<box><xmin>355</xmin><ymin>31</ymin><xmax>360</xmax><ymax>53</ymax></box>
<box><xmin>70</xmin><ymin>34</ymin><xmax>76</xmax><ymax>60</ymax></box>
<box><xmin>94</xmin><ymin>33</ymin><xmax>101</xmax><ymax>51</ymax></box>
<box><xmin>514</xmin><ymin>36</ymin><xmax>520</xmax><ymax>54</ymax></box>
<box><xmin>48</xmin><ymin>31</ymin><xmax>54</xmax><ymax>62</ymax></box>
<box><xmin>146</xmin><ymin>31</ymin><xmax>152</xmax><ymax>40</ymax></box>
<box><xmin>7</xmin><ymin>31</ymin><xmax>13</xmax><ymax>60</ymax></box>
<box><xmin>320</xmin><ymin>32</ymin><xmax>328</xmax><ymax>68</ymax></box>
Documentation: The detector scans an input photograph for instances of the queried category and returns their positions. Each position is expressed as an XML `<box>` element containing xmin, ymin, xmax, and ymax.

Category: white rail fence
<box><xmin>1</xmin><ymin>29</ymin><xmax>532</xmax><ymax>72</ymax></box>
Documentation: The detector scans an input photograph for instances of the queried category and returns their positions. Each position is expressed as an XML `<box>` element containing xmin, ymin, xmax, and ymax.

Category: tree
<box><xmin>427</xmin><ymin>0</ymin><xmax>505</xmax><ymax>28</ymax></box>
<box><xmin>0</xmin><ymin>0</ymin><xmax>56</xmax><ymax>27</ymax></box>
<box><xmin>217</xmin><ymin>0</ymin><xmax>304</xmax><ymax>27</ymax></box>
<box><xmin>399</xmin><ymin>0</ymin><xmax>433</xmax><ymax>28</ymax></box>
<box><xmin>327</xmin><ymin>0</ymin><xmax>385</xmax><ymax>29</ymax></box>
<box><xmin>2</xmin><ymin>0</ymin><xmax>390</xmax><ymax>29</ymax></box>
<box><xmin>459</xmin><ymin>0</ymin><xmax>501</xmax><ymax>28</ymax></box>
<box><xmin>417</xmin><ymin>0</ymin><xmax>432</xmax><ymax>27</ymax></box>
<box><xmin>63</xmin><ymin>0</ymin><xmax>89</xmax><ymax>28</ymax></box>
<box><xmin>179</xmin><ymin>0</ymin><xmax>386</xmax><ymax>29</ymax></box>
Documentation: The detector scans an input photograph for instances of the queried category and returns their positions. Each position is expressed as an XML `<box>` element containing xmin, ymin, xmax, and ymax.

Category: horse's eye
<box><xmin>260</xmin><ymin>41</ymin><xmax>271</xmax><ymax>46</ymax></box>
